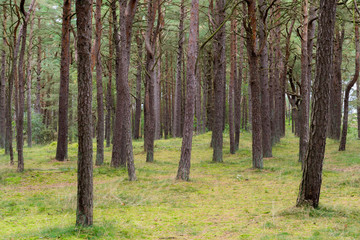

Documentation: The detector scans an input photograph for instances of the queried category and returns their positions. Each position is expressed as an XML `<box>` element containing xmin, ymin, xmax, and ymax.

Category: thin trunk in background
<box><xmin>339</xmin><ymin>20</ymin><xmax>359</xmax><ymax>151</ymax></box>
<box><xmin>134</xmin><ymin>33</ymin><xmax>143</xmax><ymax>139</ymax></box>
<box><xmin>35</xmin><ymin>17</ymin><xmax>42</xmax><ymax>114</ymax></box>
<box><xmin>95</xmin><ymin>0</ymin><xmax>104</xmax><ymax>166</ymax></box>
<box><xmin>229</xmin><ymin>13</ymin><xmax>237</xmax><ymax>154</ymax></box>
<box><xmin>176</xmin><ymin>0</ymin><xmax>199</xmax><ymax>181</ymax></box>
<box><xmin>234</xmin><ymin>25</ymin><xmax>243</xmax><ymax>150</ymax></box>
<box><xmin>56</xmin><ymin>0</ymin><xmax>71</xmax><ymax>161</ymax></box>
<box><xmin>105</xmin><ymin>9</ymin><xmax>113</xmax><ymax>147</ymax></box>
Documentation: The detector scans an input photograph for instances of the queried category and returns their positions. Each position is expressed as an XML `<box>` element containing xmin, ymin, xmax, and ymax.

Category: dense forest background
<box><xmin>0</xmin><ymin>0</ymin><xmax>360</xmax><ymax>238</ymax></box>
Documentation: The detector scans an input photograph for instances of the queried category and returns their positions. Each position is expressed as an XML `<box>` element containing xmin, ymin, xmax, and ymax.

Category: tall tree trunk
<box><xmin>56</xmin><ymin>0</ymin><xmax>71</xmax><ymax>161</ymax></box>
<box><xmin>134</xmin><ymin>33</ymin><xmax>143</xmax><ymax>139</ymax></box>
<box><xmin>176</xmin><ymin>0</ymin><xmax>199</xmax><ymax>181</ymax></box>
<box><xmin>95</xmin><ymin>0</ymin><xmax>104</xmax><ymax>166</ymax></box>
<box><xmin>234</xmin><ymin>26</ymin><xmax>243</xmax><ymax>150</ymax></box>
<box><xmin>26</xmin><ymin>14</ymin><xmax>35</xmax><ymax>148</ymax></box>
<box><xmin>105</xmin><ymin>10</ymin><xmax>113</xmax><ymax>147</ymax></box>
<box><xmin>0</xmin><ymin>19</ymin><xmax>6</xmax><ymax>149</ymax></box>
<box><xmin>246</xmin><ymin>0</ymin><xmax>262</xmax><ymax>168</ymax></box>
<box><xmin>299</xmin><ymin>0</ymin><xmax>309</xmax><ymax>164</ymax></box>
<box><xmin>212</xmin><ymin>0</ymin><xmax>226</xmax><ymax>163</ymax></box>
<box><xmin>258</xmin><ymin>0</ymin><xmax>272</xmax><ymax>158</ymax></box>
<box><xmin>358</xmin><ymin>76</ymin><xmax>360</xmax><ymax>139</ymax></box>
<box><xmin>173</xmin><ymin>0</ymin><xmax>185</xmax><ymax>138</ymax></box>
<box><xmin>16</xmin><ymin>0</ymin><xmax>36</xmax><ymax>172</ymax></box>
<box><xmin>35</xmin><ymin>17</ymin><xmax>42</xmax><ymax>115</ymax></box>
<box><xmin>112</xmin><ymin>0</ymin><xmax>138</xmax><ymax>181</ymax></box>
<box><xmin>339</xmin><ymin>21</ymin><xmax>359</xmax><ymax>151</ymax></box>
<box><xmin>229</xmin><ymin>14</ymin><xmax>237</xmax><ymax>154</ymax></box>
<box><xmin>328</xmin><ymin>25</ymin><xmax>344</xmax><ymax>140</ymax></box>
<box><xmin>75</xmin><ymin>0</ymin><xmax>93</xmax><ymax>226</ymax></box>
<box><xmin>297</xmin><ymin>0</ymin><xmax>337</xmax><ymax>208</ymax></box>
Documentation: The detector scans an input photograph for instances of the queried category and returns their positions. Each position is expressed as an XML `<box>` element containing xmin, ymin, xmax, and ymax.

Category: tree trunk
<box><xmin>134</xmin><ymin>33</ymin><xmax>143</xmax><ymax>139</ymax></box>
<box><xmin>234</xmin><ymin>26</ymin><xmax>243</xmax><ymax>150</ymax></box>
<box><xmin>35</xmin><ymin>17</ymin><xmax>42</xmax><ymax>115</ymax></box>
<box><xmin>112</xmin><ymin>0</ymin><xmax>138</xmax><ymax>181</ymax></box>
<box><xmin>258</xmin><ymin>0</ymin><xmax>272</xmax><ymax>158</ymax></box>
<box><xmin>297</xmin><ymin>0</ymin><xmax>337</xmax><ymax>208</ymax></box>
<box><xmin>95</xmin><ymin>0</ymin><xmax>104</xmax><ymax>166</ymax></box>
<box><xmin>246</xmin><ymin>0</ymin><xmax>262</xmax><ymax>168</ymax></box>
<box><xmin>56</xmin><ymin>0</ymin><xmax>71</xmax><ymax>161</ymax></box>
<box><xmin>26</xmin><ymin>15</ymin><xmax>35</xmax><ymax>148</ymax></box>
<box><xmin>0</xmin><ymin>28</ymin><xmax>6</xmax><ymax>149</ymax></box>
<box><xmin>173</xmin><ymin>0</ymin><xmax>185</xmax><ymax>138</ymax></box>
<box><xmin>75</xmin><ymin>0</ymin><xmax>93</xmax><ymax>226</ymax></box>
<box><xmin>339</xmin><ymin>21</ymin><xmax>359</xmax><ymax>151</ymax></box>
<box><xmin>176</xmin><ymin>0</ymin><xmax>199</xmax><ymax>181</ymax></box>
<box><xmin>328</xmin><ymin>26</ymin><xmax>344</xmax><ymax>140</ymax></box>
<box><xmin>212</xmin><ymin>0</ymin><xmax>226</xmax><ymax>163</ymax></box>
<box><xmin>105</xmin><ymin>10</ymin><xmax>113</xmax><ymax>147</ymax></box>
<box><xmin>299</xmin><ymin>0</ymin><xmax>309</xmax><ymax>164</ymax></box>
<box><xmin>229</xmin><ymin>14</ymin><xmax>237</xmax><ymax>154</ymax></box>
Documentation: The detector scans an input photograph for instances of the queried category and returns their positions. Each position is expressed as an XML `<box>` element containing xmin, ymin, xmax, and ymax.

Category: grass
<box><xmin>0</xmin><ymin>128</ymin><xmax>359</xmax><ymax>239</ymax></box>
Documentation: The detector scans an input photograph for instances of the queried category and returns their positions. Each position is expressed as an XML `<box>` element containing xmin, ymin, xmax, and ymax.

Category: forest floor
<box><xmin>0</xmin><ymin>129</ymin><xmax>360</xmax><ymax>239</ymax></box>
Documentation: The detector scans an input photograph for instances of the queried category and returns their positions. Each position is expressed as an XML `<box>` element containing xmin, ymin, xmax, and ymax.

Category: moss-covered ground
<box><xmin>1</xmin><ymin>130</ymin><xmax>359</xmax><ymax>239</ymax></box>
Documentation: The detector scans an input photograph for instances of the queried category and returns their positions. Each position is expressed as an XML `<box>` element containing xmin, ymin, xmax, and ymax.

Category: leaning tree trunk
<box><xmin>176</xmin><ymin>0</ymin><xmax>199</xmax><ymax>181</ymax></box>
<box><xmin>75</xmin><ymin>0</ymin><xmax>93</xmax><ymax>226</ymax></box>
<box><xmin>95</xmin><ymin>0</ymin><xmax>104</xmax><ymax>166</ymax></box>
<box><xmin>56</xmin><ymin>0</ymin><xmax>71</xmax><ymax>161</ymax></box>
<box><xmin>339</xmin><ymin>21</ymin><xmax>359</xmax><ymax>151</ymax></box>
<box><xmin>212</xmin><ymin>0</ymin><xmax>226</xmax><ymax>163</ymax></box>
<box><xmin>297</xmin><ymin>0</ymin><xmax>337</xmax><ymax>208</ymax></box>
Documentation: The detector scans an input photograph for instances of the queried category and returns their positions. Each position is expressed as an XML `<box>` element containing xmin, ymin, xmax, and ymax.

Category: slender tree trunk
<box><xmin>26</xmin><ymin>15</ymin><xmax>35</xmax><ymax>148</ymax></box>
<box><xmin>212</xmin><ymin>0</ymin><xmax>226</xmax><ymax>163</ymax></box>
<box><xmin>176</xmin><ymin>0</ymin><xmax>199</xmax><ymax>181</ymax></box>
<box><xmin>299</xmin><ymin>0</ymin><xmax>309</xmax><ymax>164</ymax></box>
<box><xmin>16</xmin><ymin>0</ymin><xmax>36</xmax><ymax>172</ymax></box>
<box><xmin>339</xmin><ymin>21</ymin><xmax>359</xmax><ymax>151</ymax></box>
<box><xmin>246</xmin><ymin>0</ymin><xmax>262</xmax><ymax>168</ymax></box>
<box><xmin>35</xmin><ymin>17</ymin><xmax>42</xmax><ymax>115</ymax></box>
<box><xmin>234</xmin><ymin>26</ymin><xmax>243</xmax><ymax>150</ymax></box>
<box><xmin>56</xmin><ymin>0</ymin><xmax>71</xmax><ymax>161</ymax></box>
<box><xmin>105</xmin><ymin>10</ymin><xmax>113</xmax><ymax>148</ymax></box>
<box><xmin>258</xmin><ymin>0</ymin><xmax>272</xmax><ymax>158</ymax></box>
<box><xmin>229</xmin><ymin>14</ymin><xmax>237</xmax><ymax>154</ymax></box>
<box><xmin>297</xmin><ymin>0</ymin><xmax>337</xmax><ymax>208</ymax></box>
<box><xmin>328</xmin><ymin>26</ymin><xmax>344</xmax><ymax>140</ymax></box>
<box><xmin>0</xmin><ymin>27</ymin><xmax>6</xmax><ymax>149</ymax></box>
<box><xmin>358</xmin><ymin>76</ymin><xmax>360</xmax><ymax>139</ymax></box>
<box><xmin>173</xmin><ymin>0</ymin><xmax>185</xmax><ymax>138</ymax></box>
<box><xmin>75</xmin><ymin>0</ymin><xmax>93</xmax><ymax>226</ymax></box>
<box><xmin>95</xmin><ymin>0</ymin><xmax>104</xmax><ymax>166</ymax></box>
<box><xmin>134</xmin><ymin>33</ymin><xmax>143</xmax><ymax>139</ymax></box>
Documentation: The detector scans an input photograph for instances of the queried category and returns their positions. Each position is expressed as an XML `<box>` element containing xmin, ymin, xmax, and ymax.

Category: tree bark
<box><xmin>16</xmin><ymin>0</ymin><xmax>36</xmax><ymax>172</ymax></box>
<box><xmin>328</xmin><ymin>25</ymin><xmax>344</xmax><ymax>140</ymax></box>
<box><xmin>35</xmin><ymin>17</ymin><xmax>42</xmax><ymax>115</ymax></box>
<box><xmin>95</xmin><ymin>0</ymin><xmax>104</xmax><ymax>166</ymax></box>
<box><xmin>0</xmin><ymin>15</ymin><xmax>6</xmax><ymax>149</ymax></box>
<box><xmin>258</xmin><ymin>0</ymin><xmax>272</xmax><ymax>158</ymax></box>
<box><xmin>26</xmin><ymin>14</ymin><xmax>35</xmax><ymax>148</ymax></box>
<box><xmin>229</xmin><ymin>14</ymin><xmax>237</xmax><ymax>154</ymax></box>
<box><xmin>246</xmin><ymin>0</ymin><xmax>262</xmax><ymax>168</ymax></box>
<box><xmin>176</xmin><ymin>0</ymin><xmax>199</xmax><ymax>181</ymax></box>
<box><xmin>234</xmin><ymin>26</ymin><xmax>243</xmax><ymax>150</ymax></box>
<box><xmin>76</xmin><ymin>0</ymin><xmax>93</xmax><ymax>226</ymax></box>
<box><xmin>134</xmin><ymin>33</ymin><xmax>143</xmax><ymax>139</ymax></box>
<box><xmin>212</xmin><ymin>0</ymin><xmax>226</xmax><ymax>163</ymax></box>
<box><xmin>299</xmin><ymin>0</ymin><xmax>309</xmax><ymax>164</ymax></box>
<box><xmin>173</xmin><ymin>0</ymin><xmax>185</xmax><ymax>138</ymax></box>
<box><xmin>339</xmin><ymin>21</ymin><xmax>359</xmax><ymax>151</ymax></box>
<box><xmin>105</xmin><ymin>10</ymin><xmax>113</xmax><ymax>147</ymax></box>
<box><xmin>297</xmin><ymin>0</ymin><xmax>337</xmax><ymax>208</ymax></box>
<box><xmin>56</xmin><ymin>0</ymin><xmax>71</xmax><ymax>161</ymax></box>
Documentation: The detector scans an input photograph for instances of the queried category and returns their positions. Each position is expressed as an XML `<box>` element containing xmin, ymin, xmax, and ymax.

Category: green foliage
<box><xmin>32</xmin><ymin>113</ymin><xmax>56</xmax><ymax>144</ymax></box>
